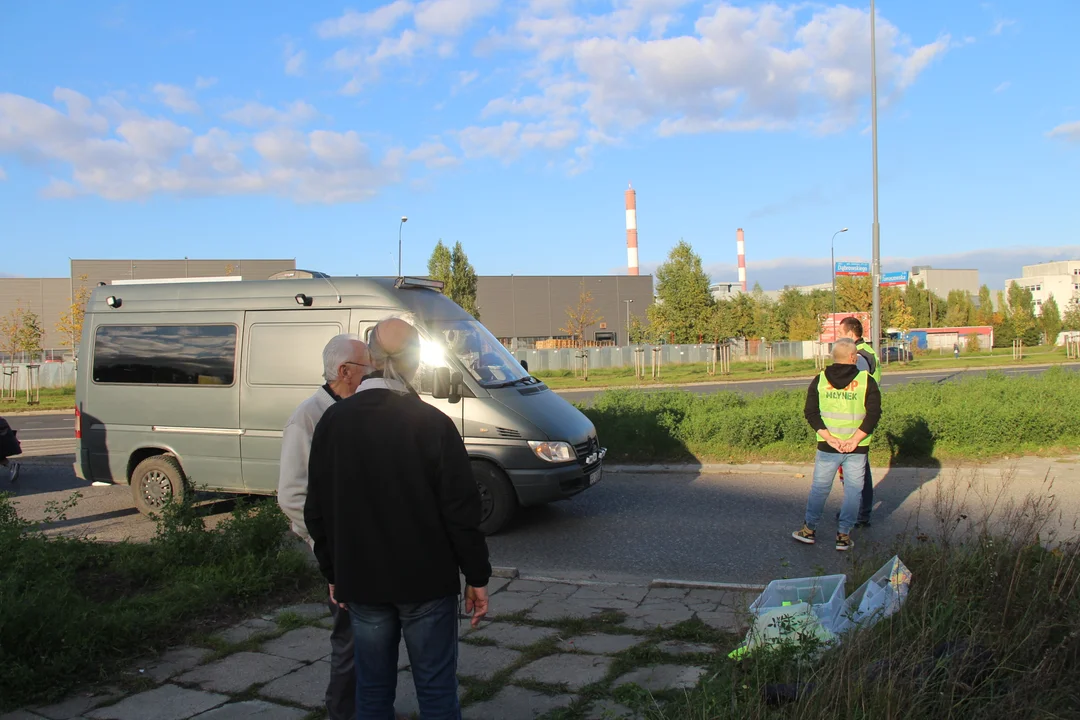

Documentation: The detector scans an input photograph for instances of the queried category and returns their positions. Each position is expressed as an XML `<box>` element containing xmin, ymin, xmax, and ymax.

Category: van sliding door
<box><xmin>240</xmin><ymin>310</ymin><xmax>351</xmax><ymax>492</ymax></box>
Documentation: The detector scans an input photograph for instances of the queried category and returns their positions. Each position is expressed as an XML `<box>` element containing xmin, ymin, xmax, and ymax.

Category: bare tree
<box><xmin>560</xmin><ymin>281</ymin><xmax>603</xmax><ymax>379</ymax></box>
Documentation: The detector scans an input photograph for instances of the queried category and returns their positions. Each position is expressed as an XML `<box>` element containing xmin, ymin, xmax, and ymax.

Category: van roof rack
<box><xmin>395</xmin><ymin>277</ymin><xmax>444</xmax><ymax>292</ymax></box>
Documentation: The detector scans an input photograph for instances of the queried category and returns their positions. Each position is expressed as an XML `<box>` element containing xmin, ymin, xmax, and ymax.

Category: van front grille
<box><xmin>496</xmin><ymin>427</ymin><xmax>522</xmax><ymax>439</ymax></box>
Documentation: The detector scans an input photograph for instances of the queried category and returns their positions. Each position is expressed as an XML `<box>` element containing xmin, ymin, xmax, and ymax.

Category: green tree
<box><xmin>449</xmin><ymin>242</ymin><xmax>479</xmax><ymax>319</ymax></box>
<box><xmin>647</xmin><ymin>240</ymin><xmax>714</xmax><ymax>343</ymax></box>
<box><xmin>1041</xmin><ymin>294</ymin><xmax>1062</xmax><ymax>344</ymax></box>
<box><xmin>892</xmin><ymin>295</ymin><xmax>916</xmax><ymax>335</ymax></box>
<box><xmin>1063</xmin><ymin>301</ymin><xmax>1080</xmax><ymax>332</ymax></box>
<box><xmin>427</xmin><ymin>240</ymin><xmax>452</xmax><ymax>287</ymax></box>
<box><xmin>17</xmin><ymin>309</ymin><xmax>43</xmax><ymax>358</ymax></box>
<box><xmin>1007</xmin><ymin>281</ymin><xmax>1039</xmax><ymax>345</ymax></box>
<box><xmin>992</xmin><ymin>290</ymin><xmax>1014</xmax><ymax>348</ymax></box>
<box><xmin>944</xmin><ymin>289</ymin><xmax>975</xmax><ymax>327</ymax></box>
<box><xmin>56</xmin><ymin>274</ymin><xmax>92</xmax><ymax>358</ymax></box>
<box><xmin>836</xmin><ymin>275</ymin><xmax>873</xmax><ymax>312</ymax></box>
<box><xmin>628</xmin><ymin>315</ymin><xmax>650</xmax><ymax>345</ymax></box>
<box><xmin>976</xmin><ymin>284</ymin><xmax>994</xmax><ymax>325</ymax></box>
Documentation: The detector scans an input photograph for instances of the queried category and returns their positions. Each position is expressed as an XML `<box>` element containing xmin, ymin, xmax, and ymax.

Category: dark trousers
<box><xmin>327</xmin><ymin>598</ymin><xmax>357</xmax><ymax>720</ymax></box>
<box><xmin>859</xmin><ymin>456</ymin><xmax>874</xmax><ymax>523</ymax></box>
<box><xmin>348</xmin><ymin>595</ymin><xmax>461</xmax><ymax>720</ymax></box>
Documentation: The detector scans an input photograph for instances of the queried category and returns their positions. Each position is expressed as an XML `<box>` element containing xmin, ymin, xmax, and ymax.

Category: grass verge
<box><xmin>642</xmin><ymin>469</ymin><xmax>1080</xmax><ymax>719</ymax></box>
<box><xmin>534</xmin><ymin>346</ymin><xmax>1077</xmax><ymax>391</ymax></box>
<box><xmin>2</xmin><ymin>385</ymin><xmax>76</xmax><ymax>413</ymax></box>
<box><xmin>581</xmin><ymin>367</ymin><xmax>1080</xmax><ymax>465</ymax></box>
<box><xmin>0</xmin><ymin>492</ymin><xmax>319</xmax><ymax>711</ymax></box>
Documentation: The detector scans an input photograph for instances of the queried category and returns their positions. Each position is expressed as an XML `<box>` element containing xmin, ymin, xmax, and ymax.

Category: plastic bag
<box><xmin>835</xmin><ymin>555</ymin><xmax>911</xmax><ymax>634</ymax></box>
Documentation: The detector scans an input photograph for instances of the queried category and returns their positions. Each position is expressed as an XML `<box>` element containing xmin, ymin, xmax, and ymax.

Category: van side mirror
<box><xmin>433</xmin><ymin>367</ymin><xmax>463</xmax><ymax>404</ymax></box>
<box><xmin>520</xmin><ymin>360</ymin><xmax>529</xmax><ymax>372</ymax></box>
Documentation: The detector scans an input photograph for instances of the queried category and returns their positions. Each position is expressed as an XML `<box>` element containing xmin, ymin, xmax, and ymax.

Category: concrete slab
<box><xmin>141</xmin><ymin>647</ymin><xmax>213</xmax><ymax>684</ymax></box>
<box><xmin>86</xmin><ymin>685</ymin><xmax>227</xmax><ymax>720</ymax></box>
<box><xmin>586</xmin><ymin>699</ymin><xmax>641</xmax><ymax>719</ymax></box>
<box><xmin>685</xmin><ymin>589</ymin><xmax>730</xmax><ymax>605</ymax></box>
<box><xmin>654</xmin><ymin>641</ymin><xmax>716</xmax><ymax>657</ymax></box>
<box><xmin>621</xmin><ymin>606</ymin><xmax>693</xmax><ymax>631</ymax></box>
<box><xmin>258</xmin><ymin>662</ymin><xmax>328</xmax><ymax>709</ymax></box>
<box><xmin>464</xmin><ymin>687</ymin><xmax>575</xmax><ymax>720</ymax></box>
<box><xmin>215</xmin><ymin>619</ymin><xmax>277</xmax><ymax>645</ymax></box>
<box><xmin>502</xmin><ymin>580</ymin><xmax>549</xmax><ymax>595</ymax></box>
<box><xmin>456</xmin><ymin>644</ymin><xmax>521</xmax><ymax>682</ymax></box>
<box><xmin>696</xmin><ymin>609</ymin><xmax>743</xmax><ymax>634</ymax></box>
<box><xmin>557</xmin><ymin>633</ymin><xmax>646</xmax><ymax>655</ymax></box>
<box><xmin>469</xmin><ymin>623</ymin><xmax>559</xmax><ymax>649</ymax></box>
<box><xmin>613</xmin><ymin>665</ymin><xmax>706</xmax><ymax>693</ymax></box>
<box><xmin>642</xmin><ymin>588</ymin><xmax>689</xmax><ymax>601</ymax></box>
<box><xmin>486</xmin><ymin>592</ymin><xmax>540</xmax><ymax>618</ymax></box>
<box><xmin>485</xmin><ymin>577</ymin><xmax>512</xmax><ymax>595</ymax></box>
<box><xmin>570</xmin><ymin>586</ymin><xmax>649</xmax><ymax>604</ymax></box>
<box><xmin>190</xmin><ymin>700</ymin><xmax>307</xmax><ymax>720</ymax></box>
<box><xmin>259</xmin><ymin>627</ymin><xmax>330</xmax><ymax>663</ymax></box>
<box><xmin>177</xmin><ymin>653</ymin><xmax>302</xmax><ymax>695</ymax></box>
<box><xmin>33</xmin><ymin>689</ymin><xmax>122</xmax><ymax>720</ymax></box>
<box><xmin>527</xmin><ymin>600</ymin><xmax>600</xmax><ymax>622</ymax></box>
<box><xmin>512</xmin><ymin>654</ymin><xmax>613</xmax><ymax>691</ymax></box>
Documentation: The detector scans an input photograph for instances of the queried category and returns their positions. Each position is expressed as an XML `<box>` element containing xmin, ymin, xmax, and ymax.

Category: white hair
<box><xmin>323</xmin><ymin>333</ymin><xmax>361</xmax><ymax>383</ymax></box>
<box><xmin>832</xmin><ymin>337</ymin><xmax>858</xmax><ymax>362</ymax></box>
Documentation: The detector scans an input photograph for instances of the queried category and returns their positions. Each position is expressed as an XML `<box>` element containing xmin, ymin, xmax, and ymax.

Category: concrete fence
<box><xmin>514</xmin><ymin>340</ymin><xmax>821</xmax><ymax>373</ymax></box>
<box><xmin>1</xmin><ymin>362</ymin><xmax>77</xmax><ymax>391</ymax></box>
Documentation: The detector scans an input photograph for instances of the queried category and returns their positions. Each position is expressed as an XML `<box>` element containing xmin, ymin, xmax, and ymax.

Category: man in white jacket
<box><xmin>278</xmin><ymin>333</ymin><xmax>371</xmax><ymax>720</ymax></box>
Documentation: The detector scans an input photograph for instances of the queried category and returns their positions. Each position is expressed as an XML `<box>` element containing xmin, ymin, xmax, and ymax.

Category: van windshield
<box><xmin>423</xmin><ymin>320</ymin><xmax>531</xmax><ymax>388</ymax></box>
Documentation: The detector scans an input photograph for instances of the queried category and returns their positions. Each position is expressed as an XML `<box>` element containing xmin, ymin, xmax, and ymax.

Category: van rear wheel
<box><xmin>472</xmin><ymin>460</ymin><xmax>517</xmax><ymax>535</ymax></box>
<box><xmin>131</xmin><ymin>455</ymin><xmax>187</xmax><ymax>516</ymax></box>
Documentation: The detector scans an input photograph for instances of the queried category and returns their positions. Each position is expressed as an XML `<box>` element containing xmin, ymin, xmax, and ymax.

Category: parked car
<box><xmin>883</xmin><ymin>346</ymin><xmax>914</xmax><ymax>362</ymax></box>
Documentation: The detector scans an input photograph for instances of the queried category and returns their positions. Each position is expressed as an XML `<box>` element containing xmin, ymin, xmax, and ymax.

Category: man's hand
<box><xmin>329</xmin><ymin>584</ymin><xmax>347</xmax><ymax>610</ymax></box>
<box><xmin>465</xmin><ymin>586</ymin><xmax>489</xmax><ymax>627</ymax></box>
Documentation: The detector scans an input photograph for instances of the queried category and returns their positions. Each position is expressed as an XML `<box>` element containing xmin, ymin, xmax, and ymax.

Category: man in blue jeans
<box><xmin>793</xmin><ymin>338</ymin><xmax>882</xmax><ymax>551</ymax></box>
<box><xmin>306</xmin><ymin>318</ymin><xmax>491</xmax><ymax>720</ymax></box>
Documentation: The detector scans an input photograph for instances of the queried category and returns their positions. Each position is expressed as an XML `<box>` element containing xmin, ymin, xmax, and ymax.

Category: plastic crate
<box><xmin>836</xmin><ymin>556</ymin><xmax>911</xmax><ymax>632</ymax></box>
<box><xmin>749</xmin><ymin>575</ymin><xmax>847</xmax><ymax>626</ymax></box>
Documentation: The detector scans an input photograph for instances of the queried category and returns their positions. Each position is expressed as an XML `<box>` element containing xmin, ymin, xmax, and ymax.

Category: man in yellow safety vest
<box><xmin>836</xmin><ymin>316</ymin><xmax>880</xmax><ymax>528</ymax></box>
<box><xmin>793</xmin><ymin>338</ymin><xmax>882</xmax><ymax>551</ymax></box>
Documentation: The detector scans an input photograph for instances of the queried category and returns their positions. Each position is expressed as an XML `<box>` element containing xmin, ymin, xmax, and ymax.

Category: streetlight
<box><xmin>870</xmin><ymin>0</ymin><xmax>882</xmax><ymax>353</ymax></box>
<box><xmin>830</xmin><ymin>228</ymin><xmax>849</xmax><ymax>317</ymax></box>
<box><xmin>624</xmin><ymin>299</ymin><xmax>634</xmax><ymax>346</ymax></box>
<box><xmin>397</xmin><ymin>216</ymin><xmax>408</xmax><ymax>278</ymax></box>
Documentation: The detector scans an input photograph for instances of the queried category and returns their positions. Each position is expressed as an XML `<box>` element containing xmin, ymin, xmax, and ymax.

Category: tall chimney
<box><xmin>625</xmin><ymin>183</ymin><xmax>639</xmax><ymax>276</ymax></box>
<box><xmin>737</xmin><ymin>228</ymin><xmax>746</xmax><ymax>292</ymax></box>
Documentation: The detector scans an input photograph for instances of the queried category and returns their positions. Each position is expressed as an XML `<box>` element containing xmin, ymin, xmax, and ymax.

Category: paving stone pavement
<box><xmin>6</xmin><ymin>573</ymin><xmax>756</xmax><ymax>720</ymax></box>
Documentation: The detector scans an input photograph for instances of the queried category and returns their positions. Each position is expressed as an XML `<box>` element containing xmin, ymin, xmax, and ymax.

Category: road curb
<box><xmin>3</xmin><ymin>408</ymin><xmax>71</xmax><ymax>417</ymax></box>
<box><xmin>491</xmin><ymin>567</ymin><xmax>764</xmax><ymax>592</ymax></box>
<box><xmin>650</xmin><ymin>578</ymin><xmax>767</xmax><ymax>592</ymax></box>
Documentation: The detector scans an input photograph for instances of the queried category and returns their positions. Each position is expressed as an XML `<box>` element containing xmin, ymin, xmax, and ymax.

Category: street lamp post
<box><xmin>870</xmin><ymin>0</ymin><xmax>882</xmax><ymax>353</ymax></box>
<box><xmin>397</xmin><ymin>216</ymin><xmax>408</xmax><ymax>278</ymax></box>
<box><xmin>830</xmin><ymin>228</ymin><xmax>849</xmax><ymax>317</ymax></box>
<box><xmin>624</xmin><ymin>299</ymin><xmax>634</xmax><ymax>346</ymax></box>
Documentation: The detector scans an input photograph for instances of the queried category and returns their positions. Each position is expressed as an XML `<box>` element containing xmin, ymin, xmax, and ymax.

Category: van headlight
<box><xmin>528</xmin><ymin>441</ymin><xmax>575</xmax><ymax>463</ymax></box>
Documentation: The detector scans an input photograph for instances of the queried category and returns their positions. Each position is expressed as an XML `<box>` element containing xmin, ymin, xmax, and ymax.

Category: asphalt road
<box><xmin>7</xmin><ymin>439</ymin><xmax>1078</xmax><ymax>585</ymax></box>
<box><xmin>8</xmin><ymin>363</ymin><xmax>1075</xmax><ymax>440</ymax></box>
<box><xmin>556</xmin><ymin>363</ymin><xmax>1078</xmax><ymax>404</ymax></box>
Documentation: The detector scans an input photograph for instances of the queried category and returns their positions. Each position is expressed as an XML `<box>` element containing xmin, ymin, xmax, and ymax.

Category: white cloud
<box><xmin>222</xmin><ymin>100</ymin><xmax>318</xmax><ymax>127</ymax></box>
<box><xmin>195</xmin><ymin>76</ymin><xmax>218</xmax><ymax>89</ymax></box>
<box><xmin>284</xmin><ymin>41</ymin><xmax>307</xmax><ymax>76</ymax></box>
<box><xmin>454</xmin><ymin>70</ymin><xmax>479</xmax><ymax>92</ymax></box>
<box><xmin>414</xmin><ymin>0</ymin><xmax>499</xmax><ymax>36</ymax></box>
<box><xmin>990</xmin><ymin>18</ymin><xmax>1016</xmax><ymax>36</ymax></box>
<box><xmin>0</xmin><ymin>89</ymin><xmax>414</xmax><ymax>203</ymax></box>
<box><xmin>993</xmin><ymin>81</ymin><xmax>1011</xmax><ymax>93</ymax></box>
<box><xmin>317</xmin><ymin>1</ymin><xmax>414</xmax><ymax>38</ymax></box>
<box><xmin>0</xmin><ymin>166</ymin><xmax>6</xmax><ymax>181</ymax></box>
<box><xmin>1047</xmin><ymin>121</ymin><xmax>1080</xmax><ymax>142</ymax></box>
<box><xmin>408</xmin><ymin>141</ymin><xmax>459</xmax><ymax>168</ymax></box>
<box><xmin>153</xmin><ymin>84</ymin><xmax>201</xmax><ymax>114</ymax></box>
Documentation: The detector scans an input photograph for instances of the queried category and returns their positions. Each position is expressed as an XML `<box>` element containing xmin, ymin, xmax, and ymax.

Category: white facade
<box><xmin>1005</xmin><ymin>261</ymin><xmax>1080</xmax><ymax>315</ymax></box>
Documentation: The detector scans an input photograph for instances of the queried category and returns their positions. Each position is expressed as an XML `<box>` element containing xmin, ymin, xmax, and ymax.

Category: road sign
<box><xmin>835</xmin><ymin>262</ymin><xmax>871</xmax><ymax>276</ymax></box>
<box><xmin>880</xmin><ymin>271</ymin><xmax>909</xmax><ymax>287</ymax></box>
<box><xmin>819</xmin><ymin>312</ymin><xmax>872</xmax><ymax>343</ymax></box>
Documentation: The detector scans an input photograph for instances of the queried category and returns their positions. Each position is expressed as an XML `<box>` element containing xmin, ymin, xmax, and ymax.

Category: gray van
<box><xmin>73</xmin><ymin>276</ymin><xmax>606</xmax><ymax>533</ymax></box>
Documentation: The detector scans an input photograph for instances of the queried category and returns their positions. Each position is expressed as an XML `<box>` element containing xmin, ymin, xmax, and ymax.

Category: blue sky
<box><xmin>1</xmin><ymin>0</ymin><xmax>1078</xmax><ymax>290</ymax></box>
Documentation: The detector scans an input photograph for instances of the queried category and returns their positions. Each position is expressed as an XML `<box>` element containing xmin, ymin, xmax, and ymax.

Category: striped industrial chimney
<box><xmin>737</xmin><ymin>228</ymin><xmax>747</xmax><ymax>291</ymax></box>
<box><xmin>625</xmin><ymin>183</ymin><xmax>639</xmax><ymax>276</ymax></box>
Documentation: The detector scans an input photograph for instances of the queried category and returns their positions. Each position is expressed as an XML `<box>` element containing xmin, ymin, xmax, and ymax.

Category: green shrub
<box><xmin>583</xmin><ymin>368</ymin><xmax>1080</xmax><ymax>463</ymax></box>
<box><xmin>0</xmin><ymin>493</ymin><xmax>317</xmax><ymax>710</ymax></box>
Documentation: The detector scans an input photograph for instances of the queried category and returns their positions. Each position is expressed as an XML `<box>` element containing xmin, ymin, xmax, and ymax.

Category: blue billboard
<box><xmin>881</xmin><ymin>271</ymin><xmax>910</xmax><ymax>286</ymax></box>
<box><xmin>835</xmin><ymin>261</ymin><xmax>871</xmax><ymax>276</ymax></box>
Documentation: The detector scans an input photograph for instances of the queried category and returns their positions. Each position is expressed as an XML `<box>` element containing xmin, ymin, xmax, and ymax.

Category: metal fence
<box><xmin>514</xmin><ymin>340</ymin><xmax>820</xmax><ymax>373</ymax></box>
<box><xmin>1</xmin><ymin>362</ymin><xmax>76</xmax><ymax>390</ymax></box>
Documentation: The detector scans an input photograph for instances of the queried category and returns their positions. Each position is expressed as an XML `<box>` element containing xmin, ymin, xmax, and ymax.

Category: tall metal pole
<box><xmin>830</xmin><ymin>228</ymin><xmax>847</xmax><ymax>316</ymax></box>
<box><xmin>870</xmin><ymin>0</ymin><xmax>882</xmax><ymax>353</ymax></box>
<box><xmin>397</xmin><ymin>216</ymin><xmax>408</xmax><ymax>278</ymax></box>
<box><xmin>625</xmin><ymin>299</ymin><xmax>633</xmax><ymax>345</ymax></box>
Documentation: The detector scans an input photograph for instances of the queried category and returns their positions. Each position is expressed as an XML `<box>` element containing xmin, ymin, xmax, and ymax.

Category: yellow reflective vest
<box><xmin>817</xmin><ymin>370</ymin><xmax>873</xmax><ymax>447</ymax></box>
<box><xmin>857</xmin><ymin>341</ymin><xmax>882</xmax><ymax>385</ymax></box>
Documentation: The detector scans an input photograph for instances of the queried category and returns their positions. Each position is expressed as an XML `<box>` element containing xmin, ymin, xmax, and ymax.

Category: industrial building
<box><xmin>1004</xmin><ymin>260</ymin><xmax>1080</xmax><ymax>315</ymax></box>
<box><xmin>910</xmin><ymin>265</ymin><xmax>980</xmax><ymax>299</ymax></box>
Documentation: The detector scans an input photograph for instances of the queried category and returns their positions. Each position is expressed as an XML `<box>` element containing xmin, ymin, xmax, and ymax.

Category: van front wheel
<box><xmin>131</xmin><ymin>455</ymin><xmax>187</xmax><ymax>516</ymax></box>
<box><xmin>472</xmin><ymin>461</ymin><xmax>517</xmax><ymax>535</ymax></box>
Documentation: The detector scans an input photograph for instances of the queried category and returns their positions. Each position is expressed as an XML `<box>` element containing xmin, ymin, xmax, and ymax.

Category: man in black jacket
<box><xmin>793</xmin><ymin>338</ymin><xmax>882</xmax><ymax>552</ymax></box>
<box><xmin>305</xmin><ymin>318</ymin><xmax>491</xmax><ymax>720</ymax></box>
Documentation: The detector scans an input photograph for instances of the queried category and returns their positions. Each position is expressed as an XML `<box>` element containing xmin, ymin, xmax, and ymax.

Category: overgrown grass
<box><xmin>2</xmin><ymin>385</ymin><xmax>76</xmax><ymax>413</ymax></box>
<box><xmin>581</xmin><ymin>367</ymin><xmax>1080</xmax><ymax>465</ymax></box>
<box><xmin>640</xmin><ymin>469</ymin><xmax>1080</xmax><ymax>719</ymax></box>
<box><xmin>0</xmin><ymin>492</ymin><xmax>319</xmax><ymax>711</ymax></box>
<box><xmin>535</xmin><ymin>346</ymin><xmax>1077</xmax><ymax>391</ymax></box>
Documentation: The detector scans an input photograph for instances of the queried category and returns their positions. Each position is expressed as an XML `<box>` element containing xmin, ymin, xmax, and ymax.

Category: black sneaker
<box><xmin>836</xmin><ymin>533</ymin><xmax>854</xmax><ymax>551</ymax></box>
<box><xmin>854</xmin><ymin>519</ymin><xmax>871</xmax><ymax>529</ymax></box>
<box><xmin>792</xmin><ymin>525</ymin><xmax>816</xmax><ymax>544</ymax></box>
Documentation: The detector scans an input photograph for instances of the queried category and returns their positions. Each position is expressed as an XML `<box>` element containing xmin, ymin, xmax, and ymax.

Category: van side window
<box><xmin>93</xmin><ymin>325</ymin><xmax>237</xmax><ymax>385</ymax></box>
<box><xmin>248</xmin><ymin>323</ymin><xmax>342</xmax><ymax>386</ymax></box>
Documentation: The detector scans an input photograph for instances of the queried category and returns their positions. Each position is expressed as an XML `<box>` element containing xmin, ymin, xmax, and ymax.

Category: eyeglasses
<box><xmin>342</xmin><ymin>362</ymin><xmax>371</xmax><ymax>372</ymax></box>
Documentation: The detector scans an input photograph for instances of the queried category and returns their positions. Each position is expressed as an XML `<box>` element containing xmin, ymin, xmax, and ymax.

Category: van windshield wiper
<box><xmin>489</xmin><ymin>376</ymin><xmax>537</xmax><ymax>389</ymax></box>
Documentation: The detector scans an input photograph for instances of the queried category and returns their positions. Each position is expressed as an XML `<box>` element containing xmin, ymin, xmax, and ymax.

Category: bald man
<box><xmin>305</xmin><ymin>318</ymin><xmax>491</xmax><ymax>720</ymax></box>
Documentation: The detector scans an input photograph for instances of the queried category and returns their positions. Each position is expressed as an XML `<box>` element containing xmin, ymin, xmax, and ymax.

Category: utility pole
<box><xmin>870</xmin><ymin>0</ymin><xmax>882</xmax><ymax>353</ymax></box>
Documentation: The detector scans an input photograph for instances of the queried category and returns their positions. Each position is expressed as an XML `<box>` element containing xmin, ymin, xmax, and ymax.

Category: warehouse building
<box><xmin>1004</xmin><ymin>260</ymin><xmax>1080</xmax><ymax>315</ymax></box>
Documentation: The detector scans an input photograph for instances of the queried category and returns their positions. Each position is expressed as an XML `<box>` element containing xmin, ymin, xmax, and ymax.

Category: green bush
<box><xmin>583</xmin><ymin>368</ymin><xmax>1080</xmax><ymax>463</ymax></box>
<box><xmin>0</xmin><ymin>494</ymin><xmax>318</xmax><ymax>710</ymax></box>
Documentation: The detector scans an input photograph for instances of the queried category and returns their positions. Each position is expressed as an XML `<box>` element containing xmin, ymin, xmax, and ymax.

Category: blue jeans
<box><xmin>348</xmin><ymin>595</ymin><xmax>461</xmax><ymax>720</ymax></box>
<box><xmin>805</xmin><ymin>450</ymin><xmax>866</xmax><ymax>534</ymax></box>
